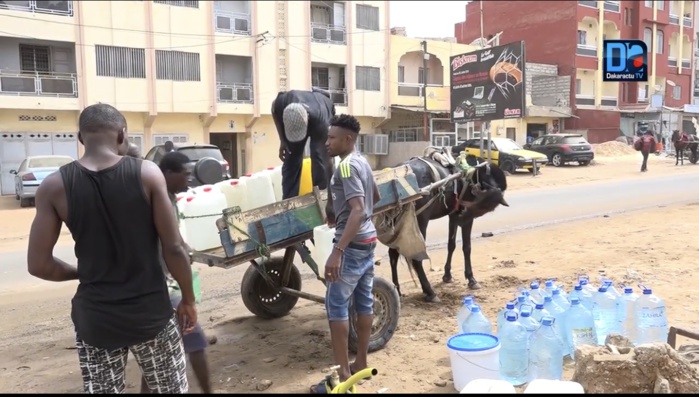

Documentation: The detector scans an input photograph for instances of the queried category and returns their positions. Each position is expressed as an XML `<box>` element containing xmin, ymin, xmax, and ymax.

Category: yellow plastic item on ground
<box><xmin>299</xmin><ymin>157</ymin><xmax>314</xmax><ymax>196</ymax></box>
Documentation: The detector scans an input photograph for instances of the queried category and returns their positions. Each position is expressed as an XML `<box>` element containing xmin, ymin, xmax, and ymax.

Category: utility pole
<box><xmin>422</xmin><ymin>40</ymin><xmax>429</xmax><ymax>142</ymax></box>
<box><xmin>478</xmin><ymin>0</ymin><xmax>491</xmax><ymax>162</ymax></box>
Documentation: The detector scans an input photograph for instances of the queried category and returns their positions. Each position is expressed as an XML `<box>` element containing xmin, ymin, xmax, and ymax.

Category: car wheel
<box><xmin>551</xmin><ymin>153</ymin><xmax>564</xmax><ymax>167</ymax></box>
<box><xmin>20</xmin><ymin>197</ymin><xmax>32</xmax><ymax>208</ymax></box>
<box><xmin>501</xmin><ymin>159</ymin><xmax>516</xmax><ymax>174</ymax></box>
<box><xmin>579</xmin><ymin>160</ymin><xmax>590</xmax><ymax>166</ymax></box>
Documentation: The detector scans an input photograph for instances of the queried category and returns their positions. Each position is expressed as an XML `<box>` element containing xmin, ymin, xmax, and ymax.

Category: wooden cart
<box><xmin>191</xmin><ymin>165</ymin><xmax>428</xmax><ymax>353</ymax></box>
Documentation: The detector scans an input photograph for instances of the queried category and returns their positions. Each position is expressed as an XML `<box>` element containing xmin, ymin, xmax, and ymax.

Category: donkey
<box><xmin>388</xmin><ymin>154</ymin><xmax>508</xmax><ymax>303</ymax></box>
<box><xmin>672</xmin><ymin>130</ymin><xmax>690</xmax><ymax>166</ymax></box>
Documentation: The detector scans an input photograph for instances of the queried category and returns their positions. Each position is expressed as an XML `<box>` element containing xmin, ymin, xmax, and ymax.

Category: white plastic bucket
<box><xmin>523</xmin><ymin>379</ymin><xmax>584</xmax><ymax>394</ymax></box>
<box><xmin>447</xmin><ymin>333</ymin><xmax>501</xmax><ymax>393</ymax></box>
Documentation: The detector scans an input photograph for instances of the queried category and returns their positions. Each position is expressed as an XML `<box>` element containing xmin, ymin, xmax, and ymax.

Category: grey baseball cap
<box><xmin>282</xmin><ymin>103</ymin><xmax>309</xmax><ymax>143</ymax></box>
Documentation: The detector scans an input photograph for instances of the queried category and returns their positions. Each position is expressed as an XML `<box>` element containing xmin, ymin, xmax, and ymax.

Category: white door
<box><xmin>51</xmin><ymin>48</ymin><xmax>72</xmax><ymax>73</ymax></box>
<box><xmin>52</xmin><ymin>133</ymin><xmax>79</xmax><ymax>159</ymax></box>
<box><xmin>0</xmin><ymin>133</ymin><xmax>27</xmax><ymax>196</ymax></box>
<box><xmin>26</xmin><ymin>132</ymin><xmax>53</xmax><ymax>156</ymax></box>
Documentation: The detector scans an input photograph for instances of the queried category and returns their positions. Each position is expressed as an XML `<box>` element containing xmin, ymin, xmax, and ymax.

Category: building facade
<box><xmin>0</xmin><ymin>0</ymin><xmax>391</xmax><ymax>195</ymax></box>
<box><xmin>455</xmin><ymin>0</ymin><xmax>695</xmax><ymax>143</ymax></box>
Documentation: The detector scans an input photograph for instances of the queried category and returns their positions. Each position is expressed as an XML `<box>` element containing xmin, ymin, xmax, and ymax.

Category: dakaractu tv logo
<box><xmin>603</xmin><ymin>39</ymin><xmax>648</xmax><ymax>82</ymax></box>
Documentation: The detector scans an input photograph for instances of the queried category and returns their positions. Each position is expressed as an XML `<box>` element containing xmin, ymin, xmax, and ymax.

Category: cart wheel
<box><xmin>690</xmin><ymin>150</ymin><xmax>698</xmax><ymax>164</ymax></box>
<box><xmin>348</xmin><ymin>277</ymin><xmax>401</xmax><ymax>354</ymax></box>
<box><xmin>240</xmin><ymin>257</ymin><xmax>302</xmax><ymax>319</ymax></box>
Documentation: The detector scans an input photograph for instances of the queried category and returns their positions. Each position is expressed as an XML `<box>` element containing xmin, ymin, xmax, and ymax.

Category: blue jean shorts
<box><xmin>325</xmin><ymin>242</ymin><xmax>376</xmax><ymax>322</ymax></box>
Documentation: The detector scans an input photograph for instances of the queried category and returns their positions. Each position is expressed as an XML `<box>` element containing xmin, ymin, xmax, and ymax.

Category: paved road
<box><xmin>3</xmin><ymin>171</ymin><xmax>698</xmax><ymax>291</ymax></box>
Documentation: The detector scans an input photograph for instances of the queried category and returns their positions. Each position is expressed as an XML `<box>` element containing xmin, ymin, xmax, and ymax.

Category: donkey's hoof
<box><xmin>468</xmin><ymin>281</ymin><xmax>482</xmax><ymax>290</ymax></box>
<box><xmin>424</xmin><ymin>294</ymin><xmax>441</xmax><ymax>303</ymax></box>
<box><xmin>442</xmin><ymin>274</ymin><xmax>454</xmax><ymax>283</ymax></box>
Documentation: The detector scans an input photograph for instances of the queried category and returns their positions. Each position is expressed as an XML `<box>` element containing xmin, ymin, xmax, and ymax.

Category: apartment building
<box><xmin>0</xmin><ymin>0</ymin><xmax>390</xmax><ymax>196</ymax></box>
<box><xmin>455</xmin><ymin>0</ymin><xmax>695</xmax><ymax>143</ymax></box>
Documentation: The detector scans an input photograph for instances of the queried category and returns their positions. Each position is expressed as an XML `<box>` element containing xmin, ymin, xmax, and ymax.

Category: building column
<box><xmin>595</xmin><ymin>0</ymin><xmax>604</xmax><ymax>108</ymax></box>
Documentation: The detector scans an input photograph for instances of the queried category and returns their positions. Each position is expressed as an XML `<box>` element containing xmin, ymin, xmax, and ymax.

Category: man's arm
<box><xmin>27</xmin><ymin>173</ymin><xmax>78</xmax><ymax>282</ymax></box>
<box><xmin>141</xmin><ymin>161</ymin><xmax>195</xmax><ymax>304</ymax></box>
<box><xmin>334</xmin><ymin>163</ymin><xmax>367</xmax><ymax>249</ymax></box>
<box><xmin>372</xmin><ymin>177</ymin><xmax>381</xmax><ymax>203</ymax></box>
<box><xmin>271</xmin><ymin>95</ymin><xmax>288</xmax><ymax>146</ymax></box>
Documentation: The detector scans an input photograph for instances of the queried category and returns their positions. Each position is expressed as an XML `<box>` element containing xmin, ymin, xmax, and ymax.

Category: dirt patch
<box><xmin>593</xmin><ymin>141</ymin><xmax>638</xmax><ymax>157</ymax></box>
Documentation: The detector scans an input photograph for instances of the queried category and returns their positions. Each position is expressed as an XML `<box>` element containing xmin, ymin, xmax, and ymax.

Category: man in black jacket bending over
<box><xmin>271</xmin><ymin>88</ymin><xmax>336</xmax><ymax>200</ymax></box>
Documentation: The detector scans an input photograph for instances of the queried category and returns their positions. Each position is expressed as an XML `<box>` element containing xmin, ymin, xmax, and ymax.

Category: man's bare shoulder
<box><xmin>140</xmin><ymin>158</ymin><xmax>162</xmax><ymax>180</ymax></box>
<box><xmin>39</xmin><ymin>171</ymin><xmax>65</xmax><ymax>196</ymax></box>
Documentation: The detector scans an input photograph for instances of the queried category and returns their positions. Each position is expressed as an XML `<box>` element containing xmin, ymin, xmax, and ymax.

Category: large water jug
<box><xmin>569</xmin><ymin>283</ymin><xmax>594</xmax><ymax>311</ymax></box>
<box><xmin>634</xmin><ymin>286</ymin><xmax>668</xmax><ymax>344</ymax></box>
<box><xmin>267</xmin><ymin>166</ymin><xmax>283</xmax><ymax>202</ymax></box>
<box><xmin>461</xmin><ymin>305</ymin><xmax>493</xmax><ymax>334</ymax></box>
<box><xmin>181</xmin><ymin>187</ymin><xmax>228</xmax><ymax>252</ymax></box>
<box><xmin>497</xmin><ymin>302</ymin><xmax>519</xmax><ymax>333</ymax></box>
<box><xmin>216</xmin><ymin>178</ymin><xmax>249</xmax><ymax>212</ymax></box>
<box><xmin>580</xmin><ymin>277</ymin><xmax>597</xmax><ymax>295</ymax></box>
<box><xmin>515</xmin><ymin>294</ymin><xmax>533</xmax><ymax>313</ymax></box>
<box><xmin>518</xmin><ymin>307</ymin><xmax>540</xmax><ymax>341</ymax></box>
<box><xmin>618</xmin><ymin>286</ymin><xmax>639</xmax><ymax>343</ymax></box>
<box><xmin>532</xmin><ymin>302</ymin><xmax>552</xmax><ymax>323</ymax></box>
<box><xmin>602</xmin><ymin>279</ymin><xmax>622</xmax><ymax>299</ymax></box>
<box><xmin>174</xmin><ymin>194</ymin><xmax>190</xmax><ymax>242</ymax></box>
<box><xmin>456</xmin><ymin>296</ymin><xmax>476</xmax><ymax>332</ymax></box>
<box><xmin>246</xmin><ymin>171</ymin><xmax>276</xmax><ymax>210</ymax></box>
<box><xmin>499</xmin><ymin>314</ymin><xmax>529</xmax><ymax>386</ymax></box>
<box><xmin>543</xmin><ymin>279</ymin><xmax>556</xmax><ymax>297</ymax></box>
<box><xmin>313</xmin><ymin>225</ymin><xmax>336</xmax><ymax>269</ymax></box>
<box><xmin>530</xmin><ymin>282</ymin><xmax>549</xmax><ymax>305</ymax></box>
<box><xmin>192</xmin><ymin>184</ymin><xmax>220</xmax><ymax>194</ymax></box>
<box><xmin>551</xmin><ymin>288</ymin><xmax>570</xmax><ymax>311</ymax></box>
<box><xmin>528</xmin><ymin>317</ymin><xmax>564</xmax><ymax>381</ymax></box>
<box><xmin>592</xmin><ymin>285</ymin><xmax>619</xmax><ymax>344</ymax></box>
<box><xmin>299</xmin><ymin>158</ymin><xmax>314</xmax><ymax>196</ymax></box>
<box><xmin>566</xmin><ymin>298</ymin><xmax>597</xmax><ymax>359</ymax></box>
<box><xmin>543</xmin><ymin>296</ymin><xmax>569</xmax><ymax>357</ymax></box>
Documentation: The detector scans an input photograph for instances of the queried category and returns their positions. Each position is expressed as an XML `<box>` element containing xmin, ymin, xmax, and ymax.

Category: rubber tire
<box><xmin>240</xmin><ymin>257</ymin><xmax>302</xmax><ymax>319</ymax></box>
<box><xmin>19</xmin><ymin>198</ymin><xmax>32</xmax><ymax>208</ymax></box>
<box><xmin>551</xmin><ymin>153</ymin><xmax>564</xmax><ymax>167</ymax></box>
<box><xmin>579</xmin><ymin>160</ymin><xmax>590</xmax><ymax>166</ymax></box>
<box><xmin>690</xmin><ymin>150</ymin><xmax>698</xmax><ymax>164</ymax></box>
<box><xmin>348</xmin><ymin>277</ymin><xmax>401</xmax><ymax>354</ymax></box>
<box><xmin>501</xmin><ymin>159</ymin><xmax>516</xmax><ymax>174</ymax></box>
<box><xmin>193</xmin><ymin>157</ymin><xmax>225</xmax><ymax>185</ymax></box>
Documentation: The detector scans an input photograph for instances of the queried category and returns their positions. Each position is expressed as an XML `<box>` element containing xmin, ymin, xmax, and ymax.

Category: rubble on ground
<box><xmin>572</xmin><ymin>334</ymin><xmax>699</xmax><ymax>394</ymax></box>
<box><xmin>593</xmin><ymin>141</ymin><xmax>637</xmax><ymax>157</ymax></box>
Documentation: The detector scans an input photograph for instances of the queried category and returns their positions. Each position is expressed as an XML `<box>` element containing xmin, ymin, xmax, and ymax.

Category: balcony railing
<box><xmin>216</xmin><ymin>82</ymin><xmax>253</xmax><ymax>103</ymax></box>
<box><xmin>0</xmin><ymin>0</ymin><xmax>73</xmax><ymax>16</ymax></box>
<box><xmin>575</xmin><ymin>94</ymin><xmax>618</xmax><ymax>107</ymax></box>
<box><xmin>670</xmin><ymin>14</ymin><xmax>680</xmax><ymax>24</ymax></box>
<box><xmin>0</xmin><ymin>70</ymin><xmax>77</xmax><ymax>97</ymax></box>
<box><xmin>576</xmin><ymin>43</ymin><xmax>597</xmax><ymax>57</ymax></box>
<box><xmin>312</xmin><ymin>86</ymin><xmax>347</xmax><ymax>106</ymax></box>
<box><xmin>577</xmin><ymin>1</ymin><xmax>620</xmax><ymax>12</ymax></box>
<box><xmin>683</xmin><ymin>16</ymin><xmax>693</xmax><ymax>28</ymax></box>
<box><xmin>310</xmin><ymin>22</ymin><xmax>346</xmax><ymax>45</ymax></box>
<box><xmin>668</xmin><ymin>57</ymin><xmax>691</xmax><ymax>68</ymax></box>
<box><xmin>694</xmin><ymin>88</ymin><xmax>699</xmax><ymax>98</ymax></box>
<box><xmin>214</xmin><ymin>9</ymin><xmax>251</xmax><ymax>35</ymax></box>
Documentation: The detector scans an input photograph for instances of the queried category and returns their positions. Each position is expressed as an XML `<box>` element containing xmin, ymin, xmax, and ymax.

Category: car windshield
<box><xmin>561</xmin><ymin>136</ymin><xmax>588</xmax><ymax>144</ymax></box>
<box><xmin>493</xmin><ymin>139</ymin><xmax>522</xmax><ymax>152</ymax></box>
<box><xmin>28</xmin><ymin>157</ymin><xmax>72</xmax><ymax>168</ymax></box>
<box><xmin>178</xmin><ymin>147</ymin><xmax>224</xmax><ymax>161</ymax></box>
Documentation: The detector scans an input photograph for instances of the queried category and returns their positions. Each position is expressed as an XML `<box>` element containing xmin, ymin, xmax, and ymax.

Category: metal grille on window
<box><xmin>95</xmin><ymin>45</ymin><xmax>146</xmax><ymax>79</ymax></box>
<box><xmin>155</xmin><ymin>50</ymin><xmax>201</xmax><ymax>81</ymax></box>
<box><xmin>356</xmin><ymin>5</ymin><xmax>379</xmax><ymax>31</ymax></box>
<box><xmin>20</xmin><ymin>45</ymin><xmax>50</xmax><ymax>73</ymax></box>
<box><xmin>153</xmin><ymin>0</ymin><xmax>199</xmax><ymax>8</ymax></box>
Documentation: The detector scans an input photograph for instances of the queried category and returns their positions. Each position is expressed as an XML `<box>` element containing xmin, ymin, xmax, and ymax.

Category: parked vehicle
<box><xmin>452</xmin><ymin>137</ymin><xmax>548</xmax><ymax>174</ymax></box>
<box><xmin>144</xmin><ymin>143</ymin><xmax>230</xmax><ymax>187</ymax></box>
<box><xmin>11</xmin><ymin>155</ymin><xmax>74</xmax><ymax>207</ymax></box>
<box><xmin>524</xmin><ymin>134</ymin><xmax>595</xmax><ymax>167</ymax></box>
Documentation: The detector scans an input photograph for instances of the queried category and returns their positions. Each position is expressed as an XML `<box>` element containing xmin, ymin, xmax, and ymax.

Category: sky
<box><xmin>389</xmin><ymin>1</ymin><xmax>469</xmax><ymax>38</ymax></box>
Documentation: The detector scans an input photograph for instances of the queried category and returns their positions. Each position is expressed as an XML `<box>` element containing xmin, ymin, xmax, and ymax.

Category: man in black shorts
<box><xmin>27</xmin><ymin>103</ymin><xmax>197</xmax><ymax>394</ymax></box>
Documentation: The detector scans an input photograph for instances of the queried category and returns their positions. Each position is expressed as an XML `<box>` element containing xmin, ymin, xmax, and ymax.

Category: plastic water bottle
<box><xmin>461</xmin><ymin>305</ymin><xmax>493</xmax><ymax>334</ymax></box>
<box><xmin>515</xmin><ymin>294</ymin><xmax>529</xmax><ymax>312</ymax></box>
<box><xmin>543</xmin><ymin>279</ymin><xmax>556</xmax><ymax>296</ymax></box>
<box><xmin>532</xmin><ymin>302</ymin><xmax>552</xmax><ymax>323</ymax></box>
<box><xmin>499</xmin><ymin>313</ymin><xmax>529</xmax><ymax>386</ymax></box>
<box><xmin>497</xmin><ymin>302</ymin><xmax>519</xmax><ymax>333</ymax></box>
<box><xmin>552</xmin><ymin>288</ymin><xmax>571</xmax><ymax>310</ymax></box>
<box><xmin>543</xmin><ymin>296</ymin><xmax>570</xmax><ymax>356</ymax></box>
<box><xmin>530</xmin><ymin>282</ymin><xmax>549</xmax><ymax>305</ymax></box>
<box><xmin>602</xmin><ymin>279</ymin><xmax>622</xmax><ymax>299</ymax></box>
<box><xmin>569</xmin><ymin>283</ymin><xmax>594</xmax><ymax>311</ymax></box>
<box><xmin>592</xmin><ymin>285</ymin><xmax>619</xmax><ymax>344</ymax></box>
<box><xmin>617</xmin><ymin>287</ymin><xmax>639</xmax><ymax>343</ymax></box>
<box><xmin>456</xmin><ymin>295</ymin><xmax>476</xmax><ymax>331</ymax></box>
<box><xmin>580</xmin><ymin>277</ymin><xmax>597</xmax><ymax>295</ymax></box>
<box><xmin>519</xmin><ymin>306</ymin><xmax>540</xmax><ymax>341</ymax></box>
<box><xmin>528</xmin><ymin>316</ymin><xmax>564</xmax><ymax>381</ymax></box>
<box><xmin>566</xmin><ymin>298</ymin><xmax>597</xmax><ymax>359</ymax></box>
<box><xmin>634</xmin><ymin>286</ymin><xmax>668</xmax><ymax>344</ymax></box>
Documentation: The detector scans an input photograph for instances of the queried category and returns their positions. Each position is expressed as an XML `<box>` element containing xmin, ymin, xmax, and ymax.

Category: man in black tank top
<box><xmin>26</xmin><ymin>103</ymin><xmax>197</xmax><ymax>394</ymax></box>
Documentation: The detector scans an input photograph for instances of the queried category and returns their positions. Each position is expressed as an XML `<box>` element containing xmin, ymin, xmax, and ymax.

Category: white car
<box><xmin>10</xmin><ymin>155</ymin><xmax>74</xmax><ymax>207</ymax></box>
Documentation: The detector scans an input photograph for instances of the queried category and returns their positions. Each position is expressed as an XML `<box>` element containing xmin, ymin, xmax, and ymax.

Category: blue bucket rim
<box><xmin>447</xmin><ymin>332</ymin><xmax>500</xmax><ymax>352</ymax></box>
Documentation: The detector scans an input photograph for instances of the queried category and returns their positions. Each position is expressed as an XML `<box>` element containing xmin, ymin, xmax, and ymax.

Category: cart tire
<box><xmin>240</xmin><ymin>257</ymin><xmax>301</xmax><ymax>319</ymax></box>
<box><xmin>690</xmin><ymin>150</ymin><xmax>698</xmax><ymax>164</ymax></box>
<box><xmin>348</xmin><ymin>277</ymin><xmax>400</xmax><ymax>354</ymax></box>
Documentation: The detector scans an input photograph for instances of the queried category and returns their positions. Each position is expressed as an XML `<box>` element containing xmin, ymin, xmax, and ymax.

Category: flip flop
<box><xmin>309</xmin><ymin>377</ymin><xmax>331</xmax><ymax>394</ymax></box>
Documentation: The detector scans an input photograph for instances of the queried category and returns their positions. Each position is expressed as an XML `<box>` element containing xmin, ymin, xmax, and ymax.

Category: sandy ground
<box><xmin>1</xmin><ymin>153</ymin><xmax>698</xmax><ymax>393</ymax></box>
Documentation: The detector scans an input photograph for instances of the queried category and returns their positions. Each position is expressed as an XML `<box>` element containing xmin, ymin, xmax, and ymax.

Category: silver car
<box><xmin>11</xmin><ymin>155</ymin><xmax>74</xmax><ymax>207</ymax></box>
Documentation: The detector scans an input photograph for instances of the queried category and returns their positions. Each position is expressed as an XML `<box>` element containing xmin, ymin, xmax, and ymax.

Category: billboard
<box><xmin>450</xmin><ymin>41</ymin><xmax>526</xmax><ymax>123</ymax></box>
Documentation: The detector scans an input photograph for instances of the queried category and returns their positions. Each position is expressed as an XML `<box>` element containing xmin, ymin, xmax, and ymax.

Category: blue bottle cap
<box><xmin>531</xmin><ymin>283</ymin><xmax>539</xmax><ymax>290</ymax></box>
<box><xmin>506</xmin><ymin>314</ymin><xmax>517</xmax><ymax>321</ymax></box>
<box><xmin>570</xmin><ymin>297</ymin><xmax>580</xmax><ymax>305</ymax></box>
<box><xmin>462</xmin><ymin>295</ymin><xmax>474</xmax><ymax>304</ymax></box>
<box><xmin>574</xmin><ymin>284</ymin><xmax>582</xmax><ymax>291</ymax></box>
<box><xmin>470</xmin><ymin>305</ymin><xmax>481</xmax><ymax>312</ymax></box>
<box><xmin>447</xmin><ymin>333</ymin><xmax>500</xmax><ymax>352</ymax></box>
<box><xmin>598</xmin><ymin>286</ymin><xmax>608</xmax><ymax>293</ymax></box>
<box><xmin>535</xmin><ymin>303</ymin><xmax>544</xmax><ymax>309</ymax></box>
<box><xmin>541</xmin><ymin>316</ymin><xmax>554</xmax><ymax>326</ymax></box>
<box><xmin>544</xmin><ymin>296</ymin><xmax>553</xmax><ymax>302</ymax></box>
<box><xmin>520</xmin><ymin>309</ymin><xmax>532</xmax><ymax>317</ymax></box>
<box><xmin>624</xmin><ymin>287</ymin><xmax>633</xmax><ymax>294</ymax></box>
<box><xmin>552</xmin><ymin>288</ymin><xmax>561</xmax><ymax>296</ymax></box>
<box><xmin>580</xmin><ymin>279</ymin><xmax>589</xmax><ymax>285</ymax></box>
<box><xmin>505</xmin><ymin>302</ymin><xmax>515</xmax><ymax>310</ymax></box>
<box><xmin>643</xmin><ymin>289</ymin><xmax>652</xmax><ymax>295</ymax></box>
<box><xmin>545</xmin><ymin>280</ymin><xmax>554</xmax><ymax>287</ymax></box>
<box><xmin>517</xmin><ymin>295</ymin><xmax>526</xmax><ymax>303</ymax></box>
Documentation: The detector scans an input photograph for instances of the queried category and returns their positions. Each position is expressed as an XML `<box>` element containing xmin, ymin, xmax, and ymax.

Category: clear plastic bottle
<box><xmin>543</xmin><ymin>279</ymin><xmax>556</xmax><ymax>297</ymax></box>
<box><xmin>519</xmin><ymin>306</ymin><xmax>540</xmax><ymax>341</ymax></box>
<box><xmin>552</xmin><ymin>288</ymin><xmax>571</xmax><ymax>311</ymax></box>
<box><xmin>634</xmin><ymin>286</ymin><xmax>668</xmax><ymax>344</ymax></box>
<box><xmin>569</xmin><ymin>283</ymin><xmax>594</xmax><ymax>311</ymax></box>
<box><xmin>617</xmin><ymin>287</ymin><xmax>639</xmax><ymax>344</ymax></box>
<box><xmin>497</xmin><ymin>302</ymin><xmax>519</xmax><ymax>333</ymax></box>
<box><xmin>515</xmin><ymin>294</ymin><xmax>531</xmax><ymax>313</ymax></box>
<box><xmin>580</xmin><ymin>277</ymin><xmax>597</xmax><ymax>295</ymax></box>
<box><xmin>528</xmin><ymin>316</ymin><xmax>564</xmax><ymax>381</ymax></box>
<box><xmin>499</xmin><ymin>313</ymin><xmax>529</xmax><ymax>386</ymax></box>
<box><xmin>456</xmin><ymin>295</ymin><xmax>476</xmax><ymax>332</ymax></box>
<box><xmin>543</xmin><ymin>295</ymin><xmax>570</xmax><ymax>357</ymax></box>
<box><xmin>592</xmin><ymin>285</ymin><xmax>619</xmax><ymax>344</ymax></box>
<box><xmin>565</xmin><ymin>298</ymin><xmax>597</xmax><ymax>359</ymax></box>
<box><xmin>532</xmin><ymin>302</ymin><xmax>552</xmax><ymax>323</ymax></box>
<box><xmin>461</xmin><ymin>305</ymin><xmax>493</xmax><ymax>334</ymax></box>
<box><xmin>530</xmin><ymin>281</ymin><xmax>549</xmax><ymax>305</ymax></box>
<box><xmin>602</xmin><ymin>279</ymin><xmax>622</xmax><ymax>299</ymax></box>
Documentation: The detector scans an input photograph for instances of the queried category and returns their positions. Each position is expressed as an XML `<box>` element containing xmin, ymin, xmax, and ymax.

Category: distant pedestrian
<box><xmin>639</xmin><ymin>131</ymin><xmax>657</xmax><ymax>172</ymax></box>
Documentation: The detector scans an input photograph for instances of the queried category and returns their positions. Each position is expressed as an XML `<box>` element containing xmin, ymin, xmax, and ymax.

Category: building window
<box><xmin>155</xmin><ymin>50</ymin><xmax>201</xmax><ymax>81</ymax></box>
<box><xmin>624</xmin><ymin>8</ymin><xmax>632</xmax><ymax>26</ymax></box>
<box><xmin>621</xmin><ymin>83</ymin><xmax>629</xmax><ymax>102</ymax></box>
<box><xmin>673</xmin><ymin>85</ymin><xmax>681</xmax><ymax>100</ymax></box>
<box><xmin>153</xmin><ymin>134</ymin><xmax>188</xmax><ymax>146</ymax></box>
<box><xmin>19</xmin><ymin>45</ymin><xmax>50</xmax><ymax>73</ymax></box>
<box><xmin>644</xmin><ymin>0</ymin><xmax>652</xmax><ymax>8</ymax></box>
<box><xmin>397</xmin><ymin>66</ymin><xmax>405</xmax><ymax>83</ymax></box>
<box><xmin>643</xmin><ymin>28</ymin><xmax>652</xmax><ymax>51</ymax></box>
<box><xmin>95</xmin><ymin>45</ymin><xmax>146</xmax><ymax>79</ymax></box>
<box><xmin>356</xmin><ymin>4</ymin><xmax>379</xmax><ymax>31</ymax></box>
<box><xmin>418</xmin><ymin>67</ymin><xmax>429</xmax><ymax>84</ymax></box>
<box><xmin>128</xmin><ymin>134</ymin><xmax>144</xmax><ymax>155</ymax></box>
<box><xmin>576</xmin><ymin>78</ymin><xmax>582</xmax><ymax>95</ymax></box>
<box><xmin>656</xmin><ymin>30</ymin><xmax>664</xmax><ymax>54</ymax></box>
<box><xmin>355</xmin><ymin>66</ymin><xmax>380</xmax><ymax>91</ymax></box>
<box><xmin>153</xmin><ymin>0</ymin><xmax>199</xmax><ymax>8</ymax></box>
<box><xmin>657</xmin><ymin>0</ymin><xmax>664</xmax><ymax>10</ymax></box>
<box><xmin>577</xmin><ymin>30</ymin><xmax>587</xmax><ymax>45</ymax></box>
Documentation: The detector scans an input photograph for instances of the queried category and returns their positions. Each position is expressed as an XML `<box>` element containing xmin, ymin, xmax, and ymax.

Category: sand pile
<box><xmin>593</xmin><ymin>141</ymin><xmax>636</xmax><ymax>157</ymax></box>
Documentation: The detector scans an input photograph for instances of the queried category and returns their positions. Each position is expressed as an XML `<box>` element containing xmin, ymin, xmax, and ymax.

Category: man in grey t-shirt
<box><xmin>311</xmin><ymin>114</ymin><xmax>381</xmax><ymax>394</ymax></box>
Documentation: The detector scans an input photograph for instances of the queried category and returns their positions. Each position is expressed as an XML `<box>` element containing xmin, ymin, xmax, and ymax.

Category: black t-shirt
<box><xmin>271</xmin><ymin>89</ymin><xmax>336</xmax><ymax>145</ymax></box>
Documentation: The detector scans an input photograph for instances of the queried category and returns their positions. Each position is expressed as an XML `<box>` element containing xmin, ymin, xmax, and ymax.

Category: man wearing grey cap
<box><xmin>271</xmin><ymin>88</ymin><xmax>336</xmax><ymax>200</ymax></box>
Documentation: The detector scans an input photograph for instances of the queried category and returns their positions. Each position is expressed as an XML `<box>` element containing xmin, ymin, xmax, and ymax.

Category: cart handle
<box><xmin>331</xmin><ymin>367</ymin><xmax>378</xmax><ymax>394</ymax></box>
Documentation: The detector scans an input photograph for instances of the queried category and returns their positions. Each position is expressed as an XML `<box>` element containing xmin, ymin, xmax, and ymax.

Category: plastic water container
<box><xmin>566</xmin><ymin>298</ymin><xmax>597</xmax><ymax>359</ymax></box>
<box><xmin>174</xmin><ymin>194</ymin><xmax>189</xmax><ymax>241</ymax></box>
<box><xmin>552</xmin><ymin>288</ymin><xmax>571</xmax><ymax>311</ymax></box>
<box><xmin>462</xmin><ymin>305</ymin><xmax>493</xmax><ymax>334</ymax></box>
<box><xmin>246</xmin><ymin>171</ymin><xmax>276</xmax><ymax>210</ymax></box>
<box><xmin>447</xmin><ymin>333</ymin><xmax>501</xmax><ymax>392</ymax></box>
<box><xmin>592</xmin><ymin>285</ymin><xmax>619</xmax><ymax>344</ymax></box>
<box><xmin>518</xmin><ymin>307</ymin><xmax>540</xmax><ymax>341</ymax></box>
<box><xmin>569</xmin><ymin>283</ymin><xmax>594</xmax><ymax>311</ymax></box>
<box><xmin>617</xmin><ymin>287</ymin><xmax>639</xmax><ymax>343</ymax></box>
<box><xmin>602</xmin><ymin>279</ymin><xmax>622</xmax><ymax>299</ymax></box>
<box><xmin>267</xmin><ymin>166</ymin><xmax>283</xmax><ymax>202</ymax></box>
<box><xmin>580</xmin><ymin>277</ymin><xmax>597</xmax><ymax>295</ymax></box>
<box><xmin>216</xmin><ymin>178</ymin><xmax>249</xmax><ymax>213</ymax></box>
<box><xmin>543</xmin><ymin>279</ymin><xmax>556</xmax><ymax>297</ymax></box>
<box><xmin>515</xmin><ymin>294</ymin><xmax>533</xmax><ymax>313</ymax></box>
<box><xmin>299</xmin><ymin>157</ymin><xmax>314</xmax><ymax>196</ymax></box>
<box><xmin>497</xmin><ymin>302</ymin><xmax>518</xmax><ymax>333</ymax></box>
<box><xmin>313</xmin><ymin>225</ymin><xmax>336</xmax><ymax>268</ymax></box>
<box><xmin>634</xmin><ymin>286</ymin><xmax>668</xmax><ymax>344</ymax></box>
<box><xmin>532</xmin><ymin>302</ymin><xmax>552</xmax><ymax>323</ymax></box>
<box><xmin>461</xmin><ymin>379</ymin><xmax>516</xmax><ymax>394</ymax></box>
<box><xmin>543</xmin><ymin>296</ymin><xmax>570</xmax><ymax>357</ymax></box>
<box><xmin>530</xmin><ymin>282</ymin><xmax>549</xmax><ymax>305</ymax></box>
<box><xmin>523</xmin><ymin>379</ymin><xmax>585</xmax><ymax>394</ymax></box>
<box><xmin>192</xmin><ymin>184</ymin><xmax>220</xmax><ymax>194</ymax></box>
<box><xmin>499</xmin><ymin>314</ymin><xmax>529</xmax><ymax>386</ymax></box>
<box><xmin>456</xmin><ymin>296</ymin><xmax>476</xmax><ymax>332</ymax></box>
<box><xmin>528</xmin><ymin>317</ymin><xmax>564</xmax><ymax>381</ymax></box>
<box><xmin>181</xmin><ymin>187</ymin><xmax>227</xmax><ymax>252</ymax></box>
